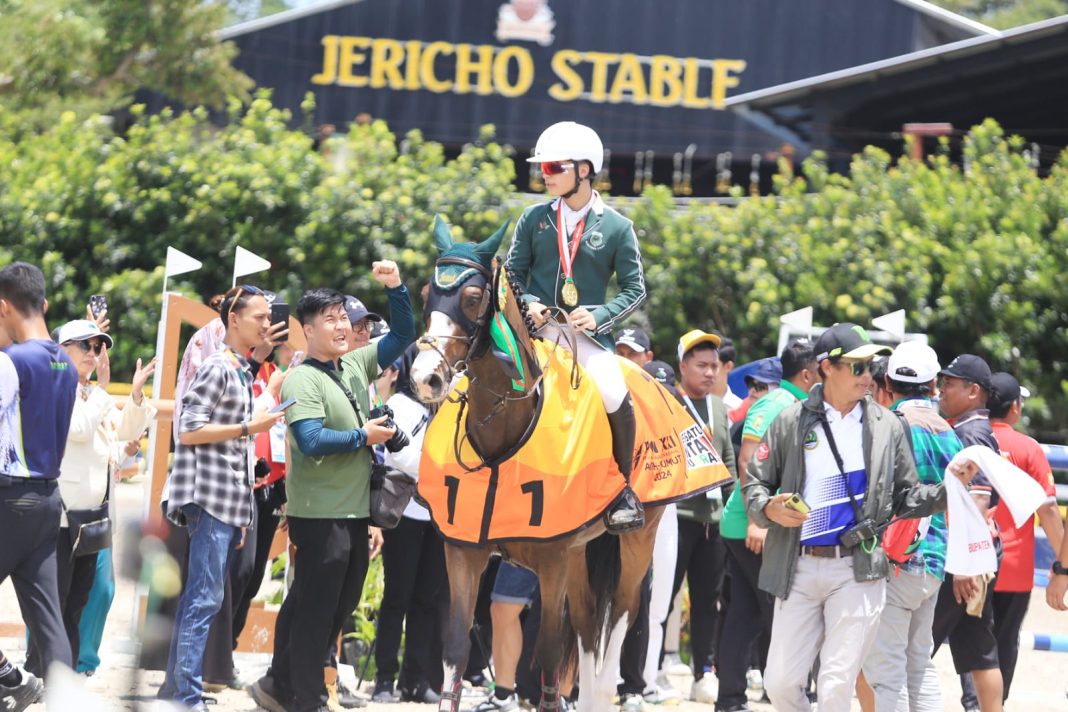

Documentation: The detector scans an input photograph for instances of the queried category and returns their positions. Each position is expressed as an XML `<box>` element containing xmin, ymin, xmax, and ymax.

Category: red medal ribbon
<box><xmin>556</xmin><ymin>202</ymin><xmax>586</xmax><ymax>281</ymax></box>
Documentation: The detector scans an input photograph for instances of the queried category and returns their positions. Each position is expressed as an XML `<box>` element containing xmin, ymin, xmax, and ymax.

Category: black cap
<box><xmin>643</xmin><ymin>360</ymin><xmax>676</xmax><ymax>388</ymax></box>
<box><xmin>344</xmin><ymin>295</ymin><xmax>383</xmax><ymax>325</ymax></box>
<box><xmin>814</xmin><ymin>323</ymin><xmax>892</xmax><ymax>362</ymax></box>
<box><xmin>987</xmin><ymin>372</ymin><xmax>1030</xmax><ymax>415</ymax></box>
<box><xmin>939</xmin><ymin>354</ymin><xmax>992</xmax><ymax>390</ymax></box>
<box><xmin>615</xmin><ymin>328</ymin><xmax>651</xmax><ymax>353</ymax></box>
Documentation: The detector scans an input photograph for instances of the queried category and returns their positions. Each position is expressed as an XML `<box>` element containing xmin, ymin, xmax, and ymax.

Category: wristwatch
<box><xmin>1052</xmin><ymin>561</ymin><xmax>1068</xmax><ymax>577</ymax></box>
<box><xmin>241</xmin><ymin>421</ymin><xmax>250</xmax><ymax>438</ymax></box>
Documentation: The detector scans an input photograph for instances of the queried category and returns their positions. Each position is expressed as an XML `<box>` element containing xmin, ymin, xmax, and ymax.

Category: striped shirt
<box><xmin>800</xmin><ymin>401</ymin><xmax>866</xmax><ymax>546</ymax></box>
<box><xmin>895</xmin><ymin>397</ymin><xmax>961</xmax><ymax>579</ymax></box>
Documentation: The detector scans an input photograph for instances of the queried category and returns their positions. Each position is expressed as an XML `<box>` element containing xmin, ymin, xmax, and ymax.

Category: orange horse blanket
<box><xmin>419</xmin><ymin>340</ymin><xmax>731</xmax><ymax>545</ymax></box>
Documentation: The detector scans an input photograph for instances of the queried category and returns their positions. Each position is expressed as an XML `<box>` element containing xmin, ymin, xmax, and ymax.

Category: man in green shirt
<box><xmin>251</xmin><ymin>261</ymin><xmax>415</xmax><ymax>712</ymax></box>
<box><xmin>715</xmin><ymin>340</ymin><xmax>817</xmax><ymax>712</ymax></box>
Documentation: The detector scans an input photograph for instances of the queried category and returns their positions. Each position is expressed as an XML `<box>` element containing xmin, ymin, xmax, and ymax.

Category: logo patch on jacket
<box><xmin>757</xmin><ymin>442</ymin><xmax>770</xmax><ymax>461</ymax></box>
<box><xmin>803</xmin><ymin>430</ymin><xmax>819</xmax><ymax>451</ymax></box>
<box><xmin>587</xmin><ymin>231</ymin><xmax>606</xmax><ymax>250</ymax></box>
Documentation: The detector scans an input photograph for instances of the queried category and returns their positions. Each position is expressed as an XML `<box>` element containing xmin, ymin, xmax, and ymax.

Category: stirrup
<box><xmin>604</xmin><ymin>487</ymin><xmax>645</xmax><ymax>533</ymax></box>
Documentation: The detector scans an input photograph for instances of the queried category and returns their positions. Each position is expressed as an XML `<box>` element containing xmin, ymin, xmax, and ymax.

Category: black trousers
<box><xmin>0</xmin><ymin>479</ymin><xmax>71</xmax><ymax>676</ymax></box>
<box><xmin>959</xmin><ymin>590</ymin><xmax>1031</xmax><ymax>707</ymax></box>
<box><xmin>932</xmin><ymin>573</ymin><xmax>1000</xmax><ymax>675</ymax></box>
<box><xmin>273</xmin><ymin>517</ymin><xmax>370</xmax><ymax>712</ymax></box>
<box><xmin>232</xmin><ymin>493</ymin><xmax>281</xmax><ymax>648</ymax></box>
<box><xmin>26</xmin><ymin>531</ymin><xmax>97</xmax><ymax>676</ymax></box>
<box><xmin>717</xmin><ymin>538</ymin><xmax>773</xmax><ymax>708</ymax></box>
<box><xmin>670</xmin><ymin>518</ymin><xmax>726</xmax><ymax>678</ymax></box>
<box><xmin>618</xmin><ymin>570</ymin><xmax>652</xmax><ymax>695</ymax></box>
<box><xmin>375</xmin><ymin>516</ymin><xmax>446</xmax><ymax>692</ymax></box>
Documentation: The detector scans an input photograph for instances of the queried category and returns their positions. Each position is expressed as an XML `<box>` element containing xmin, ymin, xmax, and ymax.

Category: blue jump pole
<box><xmin>1020</xmin><ymin>631</ymin><xmax>1068</xmax><ymax>653</ymax></box>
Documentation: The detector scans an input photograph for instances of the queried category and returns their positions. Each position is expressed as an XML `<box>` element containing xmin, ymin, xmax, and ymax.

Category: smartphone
<box><xmin>88</xmin><ymin>294</ymin><xmax>108</xmax><ymax>319</ymax></box>
<box><xmin>269</xmin><ymin>396</ymin><xmax>297</xmax><ymax>414</ymax></box>
<box><xmin>270</xmin><ymin>301</ymin><xmax>290</xmax><ymax>327</ymax></box>
<box><xmin>784</xmin><ymin>493</ymin><xmax>811</xmax><ymax>514</ymax></box>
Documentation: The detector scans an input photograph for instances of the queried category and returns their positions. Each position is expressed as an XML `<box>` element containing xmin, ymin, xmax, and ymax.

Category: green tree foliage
<box><xmin>0</xmin><ymin>0</ymin><xmax>253</xmax><ymax>130</ymax></box>
<box><xmin>631</xmin><ymin>120</ymin><xmax>1068</xmax><ymax>439</ymax></box>
<box><xmin>931</xmin><ymin>0</ymin><xmax>1068</xmax><ymax>28</ymax></box>
<box><xmin>0</xmin><ymin>91</ymin><xmax>516</xmax><ymax>383</ymax></box>
<box><xmin>1</xmin><ymin>98</ymin><xmax>1065</xmax><ymax>438</ymax></box>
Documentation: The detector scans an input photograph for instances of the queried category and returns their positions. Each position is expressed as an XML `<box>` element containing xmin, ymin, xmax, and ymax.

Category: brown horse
<box><xmin>410</xmin><ymin>219</ymin><xmax>663</xmax><ymax>712</ymax></box>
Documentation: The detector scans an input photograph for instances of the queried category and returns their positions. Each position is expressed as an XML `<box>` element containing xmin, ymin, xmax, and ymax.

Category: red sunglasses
<box><xmin>540</xmin><ymin>161</ymin><xmax>574</xmax><ymax>176</ymax></box>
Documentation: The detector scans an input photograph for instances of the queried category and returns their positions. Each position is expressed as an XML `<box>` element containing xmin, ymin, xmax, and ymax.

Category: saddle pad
<box><xmin>419</xmin><ymin>341</ymin><xmax>731</xmax><ymax>546</ymax></box>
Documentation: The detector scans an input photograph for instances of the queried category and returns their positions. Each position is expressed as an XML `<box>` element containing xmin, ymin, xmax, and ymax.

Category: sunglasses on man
<box><xmin>838</xmin><ymin>359</ymin><xmax>872</xmax><ymax>377</ymax></box>
<box><xmin>541</xmin><ymin>161</ymin><xmax>574</xmax><ymax>176</ymax></box>
<box><xmin>66</xmin><ymin>340</ymin><xmax>104</xmax><ymax>355</ymax></box>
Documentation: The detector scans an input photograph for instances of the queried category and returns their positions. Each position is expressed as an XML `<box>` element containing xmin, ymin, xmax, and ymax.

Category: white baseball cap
<box><xmin>887</xmin><ymin>341</ymin><xmax>939</xmax><ymax>384</ymax></box>
<box><xmin>54</xmin><ymin>319</ymin><xmax>114</xmax><ymax>348</ymax></box>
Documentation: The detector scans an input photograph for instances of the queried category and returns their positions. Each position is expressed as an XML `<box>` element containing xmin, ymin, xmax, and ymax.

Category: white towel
<box><xmin>943</xmin><ymin>445</ymin><xmax>1047</xmax><ymax>575</ymax></box>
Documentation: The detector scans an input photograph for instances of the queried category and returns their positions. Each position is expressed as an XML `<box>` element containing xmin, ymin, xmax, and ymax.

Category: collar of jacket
<box><xmin>548</xmin><ymin>193</ymin><xmax>606</xmax><ymax>235</ymax></box>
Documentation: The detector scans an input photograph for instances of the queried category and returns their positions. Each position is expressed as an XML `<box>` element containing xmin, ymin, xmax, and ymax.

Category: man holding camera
<box><xmin>251</xmin><ymin>262</ymin><xmax>414</xmax><ymax>712</ymax></box>
<box><xmin>744</xmin><ymin>324</ymin><xmax>977</xmax><ymax>712</ymax></box>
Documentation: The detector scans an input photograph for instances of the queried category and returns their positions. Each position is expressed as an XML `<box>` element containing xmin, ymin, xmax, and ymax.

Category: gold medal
<box><xmin>562</xmin><ymin>279</ymin><xmax>579</xmax><ymax>307</ymax></box>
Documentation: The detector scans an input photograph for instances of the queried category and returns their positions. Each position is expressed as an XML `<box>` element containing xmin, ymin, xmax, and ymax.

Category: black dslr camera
<box><xmin>839</xmin><ymin>518</ymin><xmax>879</xmax><ymax>549</ymax></box>
<box><xmin>368</xmin><ymin>404</ymin><xmax>411</xmax><ymax>453</ymax></box>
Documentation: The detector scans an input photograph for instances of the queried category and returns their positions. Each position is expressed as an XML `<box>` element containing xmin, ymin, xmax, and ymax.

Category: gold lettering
<box><xmin>584</xmin><ymin>52</ymin><xmax>618</xmax><ymax>103</ymax></box>
<box><xmin>711</xmin><ymin>59</ymin><xmax>746</xmax><ymax>109</ymax></box>
<box><xmin>404</xmin><ymin>40</ymin><xmax>423</xmax><ymax>90</ymax></box>
<box><xmin>337</xmin><ymin>36</ymin><xmax>371</xmax><ymax>87</ymax></box>
<box><xmin>311</xmin><ymin>35</ymin><xmax>340</xmax><ymax>85</ymax></box>
<box><xmin>608</xmin><ymin>54</ymin><xmax>648</xmax><ymax>104</ymax></box>
<box><xmin>420</xmin><ymin>41</ymin><xmax>454</xmax><ymax>93</ymax></box>
<box><xmin>682</xmin><ymin>58</ymin><xmax>710</xmax><ymax>109</ymax></box>
<box><xmin>648</xmin><ymin>55</ymin><xmax>683</xmax><ymax>106</ymax></box>
<box><xmin>494</xmin><ymin>46</ymin><xmax>534</xmax><ymax>98</ymax></box>
<box><xmin>369</xmin><ymin>38</ymin><xmax>406</xmax><ymax>89</ymax></box>
<box><xmin>548</xmin><ymin>49</ymin><xmax>583</xmax><ymax>101</ymax></box>
<box><xmin>455</xmin><ymin>44</ymin><xmax>495</xmax><ymax>95</ymax></box>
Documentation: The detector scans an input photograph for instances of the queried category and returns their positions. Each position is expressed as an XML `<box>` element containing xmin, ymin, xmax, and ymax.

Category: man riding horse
<box><xmin>506</xmin><ymin>121</ymin><xmax>646</xmax><ymax>533</ymax></box>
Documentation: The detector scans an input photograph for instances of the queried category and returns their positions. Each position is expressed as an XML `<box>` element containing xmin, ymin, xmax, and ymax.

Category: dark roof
<box><xmin>724</xmin><ymin>15</ymin><xmax>1068</xmax><ymax>161</ymax></box>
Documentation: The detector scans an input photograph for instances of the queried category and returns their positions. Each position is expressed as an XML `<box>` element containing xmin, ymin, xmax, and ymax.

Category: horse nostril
<box><xmin>427</xmin><ymin>373</ymin><xmax>444</xmax><ymax>394</ymax></box>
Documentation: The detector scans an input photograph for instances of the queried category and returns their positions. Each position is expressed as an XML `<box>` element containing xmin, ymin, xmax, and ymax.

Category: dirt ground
<box><xmin>2</xmin><ymin>473</ymin><xmax>1066</xmax><ymax>711</ymax></box>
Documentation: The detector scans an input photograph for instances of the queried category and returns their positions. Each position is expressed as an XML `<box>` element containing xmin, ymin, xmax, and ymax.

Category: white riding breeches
<box><xmin>538</xmin><ymin>321</ymin><xmax>629</xmax><ymax>413</ymax></box>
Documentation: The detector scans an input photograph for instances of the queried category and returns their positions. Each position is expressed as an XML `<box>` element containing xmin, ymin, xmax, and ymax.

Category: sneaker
<box><xmin>372</xmin><ymin>679</ymin><xmax>395</xmax><ymax>702</ymax></box>
<box><xmin>469</xmin><ymin>692</ymin><xmax>520</xmax><ymax>711</ymax></box>
<box><xmin>620</xmin><ymin>692</ymin><xmax>645</xmax><ymax>711</ymax></box>
<box><xmin>337</xmin><ymin>677</ymin><xmax>366</xmax><ymax>708</ymax></box>
<box><xmin>715</xmin><ymin>705</ymin><xmax>754</xmax><ymax>712</ymax></box>
<box><xmin>249</xmin><ymin>675</ymin><xmax>291</xmax><ymax>712</ymax></box>
<box><xmin>690</xmin><ymin>675</ymin><xmax>718</xmax><ymax>704</ymax></box>
<box><xmin>401</xmin><ymin>681</ymin><xmax>441</xmax><ymax>704</ymax></box>
<box><xmin>0</xmin><ymin>668</ymin><xmax>43</xmax><ymax>712</ymax></box>
<box><xmin>642</xmin><ymin>685</ymin><xmax>682</xmax><ymax>704</ymax></box>
<box><xmin>745</xmin><ymin>668</ymin><xmax>763</xmax><ymax>692</ymax></box>
<box><xmin>661</xmin><ymin>653</ymin><xmax>690</xmax><ymax>676</ymax></box>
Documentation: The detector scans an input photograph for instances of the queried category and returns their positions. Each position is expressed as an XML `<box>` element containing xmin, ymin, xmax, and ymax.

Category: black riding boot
<box><xmin>604</xmin><ymin>394</ymin><xmax>644</xmax><ymax>533</ymax></box>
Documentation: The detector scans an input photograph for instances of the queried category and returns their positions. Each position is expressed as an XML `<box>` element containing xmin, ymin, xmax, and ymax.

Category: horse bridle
<box><xmin>417</xmin><ymin>256</ymin><xmax>494</xmax><ymax>384</ymax></box>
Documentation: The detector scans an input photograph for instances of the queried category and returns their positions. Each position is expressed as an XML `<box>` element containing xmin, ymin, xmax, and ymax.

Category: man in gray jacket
<box><xmin>744</xmin><ymin>323</ymin><xmax>977</xmax><ymax>712</ymax></box>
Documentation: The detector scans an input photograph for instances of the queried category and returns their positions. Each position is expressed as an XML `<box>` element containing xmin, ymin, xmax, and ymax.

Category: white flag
<box><xmin>164</xmin><ymin>247</ymin><xmax>202</xmax><ymax>278</ymax></box>
<box><xmin>233</xmin><ymin>246</ymin><xmax>272</xmax><ymax>286</ymax></box>
<box><xmin>780</xmin><ymin>306</ymin><xmax>813</xmax><ymax>331</ymax></box>
<box><xmin>872</xmin><ymin>309</ymin><xmax>906</xmax><ymax>338</ymax></box>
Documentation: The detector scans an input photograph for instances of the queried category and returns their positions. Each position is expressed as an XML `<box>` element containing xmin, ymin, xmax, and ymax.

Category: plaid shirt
<box><xmin>166</xmin><ymin>348</ymin><xmax>255</xmax><ymax>528</ymax></box>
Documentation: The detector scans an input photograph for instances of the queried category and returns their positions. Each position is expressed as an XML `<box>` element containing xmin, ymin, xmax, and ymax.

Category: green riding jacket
<box><xmin>505</xmin><ymin>193</ymin><xmax>646</xmax><ymax>343</ymax></box>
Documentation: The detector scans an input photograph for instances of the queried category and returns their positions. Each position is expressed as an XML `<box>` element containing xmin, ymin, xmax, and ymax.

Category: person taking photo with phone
<box><xmin>158</xmin><ymin>285</ymin><xmax>284</xmax><ymax>711</ymax></box>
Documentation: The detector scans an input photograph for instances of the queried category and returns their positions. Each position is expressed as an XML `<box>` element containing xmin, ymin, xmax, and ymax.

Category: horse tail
<box><xmin>584</xmin><ymin>532</ymin><xmax>621</xmax><ymax>652</ymax></box>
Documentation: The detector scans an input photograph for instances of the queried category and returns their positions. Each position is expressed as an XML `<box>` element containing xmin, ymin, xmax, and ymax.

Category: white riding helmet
<box><xmin>526</xmin><ymin>121</ymin><xmax>604</xmax><ymax>173</ymax></box>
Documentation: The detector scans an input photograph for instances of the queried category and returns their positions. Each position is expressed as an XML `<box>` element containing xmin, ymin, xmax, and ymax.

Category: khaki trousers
<box><xmin>764</xmin><ymin>554</ymin><xmax>886</xmax><ymax>712</ymax></box>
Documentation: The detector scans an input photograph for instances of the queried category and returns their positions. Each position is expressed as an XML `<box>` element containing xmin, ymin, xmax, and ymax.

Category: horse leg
<box><xmin>438</xmin><ymin>544</ymin><xmax>491</xmax><ymax>712</ymax></box>
<box><xmin>565</xmin><ymin>544</ymin><xmax>600</xmax><ymax>712</ymax></box>
<box><xmin>588</xmin><ymin>508</ymin><xmax>664</xmax><ymax>704</ymax></box>
<box><xmin>529</xmin><ymin>555</ymin><xmax>570</xmax><ymax>712</ymax></box>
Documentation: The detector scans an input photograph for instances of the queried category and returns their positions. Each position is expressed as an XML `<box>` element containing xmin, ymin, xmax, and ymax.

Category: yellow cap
<box><xmin>677</xmin><ymin>329</ymin><xmax>722</xmax><ymax>360</ymax></box>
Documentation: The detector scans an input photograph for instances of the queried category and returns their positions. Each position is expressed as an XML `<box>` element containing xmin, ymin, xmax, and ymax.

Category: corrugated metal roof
<box><xmin>724</xmin><ymin>14</ymin><xmax>1068</xmax><ymax>110</ymax></box>
<box><xmin>219</xmin><ymin>0</ymin><xmax>995</xmax><ymax>40</ymax></box>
